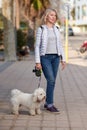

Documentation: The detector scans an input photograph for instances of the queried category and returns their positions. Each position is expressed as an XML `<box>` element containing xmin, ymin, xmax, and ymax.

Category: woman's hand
<box><xmin>35</xmin><ymin>63</ymin><xmax>42</xmax><ymax>70</ymax></box>
<box><xmin>61</xmin><ymin>61</ymin><xmax>66</xmax><ymax>70</ymax></box>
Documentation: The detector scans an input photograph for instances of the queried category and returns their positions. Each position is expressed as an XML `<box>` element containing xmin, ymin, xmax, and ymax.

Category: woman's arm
<box><xmin>35</xmin><ymin>27</ymin><xmax>42</xmax><ymax>69</ymax></box>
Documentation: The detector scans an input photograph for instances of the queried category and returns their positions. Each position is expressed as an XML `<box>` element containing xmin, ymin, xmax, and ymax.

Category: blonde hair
<box><xmin>41</xmin><ymin>8</ymin><xmax>58</xmax><ymax>24</ymax></box>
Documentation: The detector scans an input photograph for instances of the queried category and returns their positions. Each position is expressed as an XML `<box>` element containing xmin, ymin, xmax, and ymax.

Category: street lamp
<box><xmin>62</xmin><ymin>3</ymin><xmax>70</xmax><ymax>63</ymax></box>
<box><xmin>65</xmin><ymin>4</ymin><xmax>69</xmax><ymax>63</ymax></box>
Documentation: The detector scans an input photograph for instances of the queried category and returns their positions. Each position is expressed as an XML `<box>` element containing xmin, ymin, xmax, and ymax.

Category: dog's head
<box><xmin>33</xmin><ymin>88</ymin><xmax>46</xmax><ymax>103</ymax></box>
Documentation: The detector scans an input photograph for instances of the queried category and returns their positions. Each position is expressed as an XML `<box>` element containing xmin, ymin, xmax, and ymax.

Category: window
<box><xmin>82</xmin><ymin>5</ymin><xmax>87</xmax><ymax>20</ymax></box>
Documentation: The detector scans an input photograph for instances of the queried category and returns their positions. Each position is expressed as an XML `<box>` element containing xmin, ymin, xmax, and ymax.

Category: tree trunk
<box><xmin>2</xmin><ymin>0</ymin><xmax>17</xmax><ymax>61</ymax></box>
<box><xmin>13</xmin><ymin>0</ymin><xmax>20</xmax><ymax>29</ymax></box>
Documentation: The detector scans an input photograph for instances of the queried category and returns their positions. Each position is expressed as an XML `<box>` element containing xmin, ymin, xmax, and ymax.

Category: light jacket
<box><xmin>35</xmin><ymin>25</ymin><xmax>65</xmax><ymax>63</ymax></box>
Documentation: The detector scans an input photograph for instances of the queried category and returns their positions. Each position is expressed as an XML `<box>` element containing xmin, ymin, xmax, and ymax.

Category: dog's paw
<box><xmin>29</xmin><ymin>110</ymin><xmax>36</xmax><ymax>116</ymax></box>
<box><xmin>36</xmin><ymin>109</ymin><xmax>42</xmax><ymax>115</ymax></box>
<box><xmin>11</xmin><ymin>111</ymin><xmax>19</xmax><ymax>116</ymax></box>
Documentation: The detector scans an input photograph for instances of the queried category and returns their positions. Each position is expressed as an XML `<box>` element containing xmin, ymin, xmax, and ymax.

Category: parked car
<box><xmin>68</xmin><ymin>27</ymin><xmax>74</xmax><ymax>36</ymax></box>
<box><xmin>60</xmin><ymin>26</ymin><xmax>74</xmax><ymax>36</ymax></box>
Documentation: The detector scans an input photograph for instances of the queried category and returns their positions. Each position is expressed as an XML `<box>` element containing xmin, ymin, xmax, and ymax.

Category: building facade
<box><xmin>75</xmin><ymin>0</ymin><xmax>87</xmax><ymax>31</ymax></box>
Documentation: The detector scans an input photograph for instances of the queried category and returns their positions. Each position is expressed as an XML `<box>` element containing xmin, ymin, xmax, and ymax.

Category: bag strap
<box><xmin>40</xmin><ymin>26</ymin><xmax>44</xmax><ymax>35</ymax></box>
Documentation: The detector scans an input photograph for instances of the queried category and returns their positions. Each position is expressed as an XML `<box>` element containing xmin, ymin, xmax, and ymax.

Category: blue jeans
<box><xmin>41</xmin><ymin>54</ymin><xmax>60</xmax><ymax>105</ymax></box>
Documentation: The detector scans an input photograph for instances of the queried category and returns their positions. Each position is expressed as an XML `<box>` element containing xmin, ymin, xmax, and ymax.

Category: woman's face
<box><xmin>46</xmin><ymin>11</ymin><xmax>57</xmax><ymax>24</ymax></box>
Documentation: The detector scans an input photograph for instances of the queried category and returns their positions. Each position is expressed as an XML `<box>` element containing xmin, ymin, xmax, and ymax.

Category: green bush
<box><xmin>17</xmin><ymin>29</ymin><xmax>27</xmax><ymax>51</ymax></box>
<box><xmin>20</xmin><ymin>21</ymin><xmax>28</xmax><ymax>30</ymax></box>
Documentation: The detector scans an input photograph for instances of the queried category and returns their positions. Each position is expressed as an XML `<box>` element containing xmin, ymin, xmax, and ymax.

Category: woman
<box><xmin>35</xmin><ymin>8</ymin><xmax>66</xmax><ymax>113</ymax></box>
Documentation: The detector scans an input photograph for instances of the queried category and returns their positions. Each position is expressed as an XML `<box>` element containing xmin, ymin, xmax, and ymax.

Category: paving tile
<box><xmin>14</xmin><ymin>120</ymin><xmax>27</xmax><ymax>127</ymax></box>
<box><xmin>41</xmin><ymin>120</ymin><xmax>56</xmax><ymax>127</ymax></box>
<box><xmin>70</xmin><ymin>121</ymin><xmax>84</xmax><ymax>127</ymax></box>
<box><xmin>27</xmin><ymin>127</ymin><xmax>41</xmax><ymax>130</ymax></box>
<box><xmin>28</xmin><ymin>120</ymin><xmax>41</xmax><ymax>127</ymax></box>
<box><xmin>0</xmin><ymin>120</ymin><xmax>13</xmax><ymax>126</ymax></box>
<box><xmin>12</xmin><ymin>127</ymin><xmax>26</xmax><ymax>130</ymax></box>
<box><xmin>42</xmin><ymin>128</ymin><xmax>56</xmax><ymax>130</ymax></box>
<box><xmin>56</xmin><ymin>128</ymin><xmax>70</xmax><ymax>130</ymax></box>
<box><xmin>0</xmin><ymin>126</ymin><xmax>10</xmax><ymax>130</ymax></box>
<box><xmin>72</xmin><ymin>128</ymin><xmax>85</xmax><ymax>130</ymax></box>
<box><xmin>56</xmin><ymin>120</ymin><xmax>69</xmax><ymax>127</ymax></box>
<box><xmin>2</xmin><ymin>115</ymin><xmax>14</xmax><ymax>120</ymax></box>
<box><xmin>43</xmin><ymin>114</ymin><xmax>55</xmax><ymax>120</ymax></box>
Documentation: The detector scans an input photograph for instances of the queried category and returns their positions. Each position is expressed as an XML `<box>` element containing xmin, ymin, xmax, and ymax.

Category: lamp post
<box><xmin>62</xmin><ymin>3</ymin><xmax>70</xmax><ymax>63</ymax></box>
<box><xmin>60</xmin><ymin>2</ymin><xmax>70</xmax><ymax>63</ymax></box>
<box><xmin>65</xmin><ymin>4</ymin><xmax>69</xmax><ymax>63</ymax></box>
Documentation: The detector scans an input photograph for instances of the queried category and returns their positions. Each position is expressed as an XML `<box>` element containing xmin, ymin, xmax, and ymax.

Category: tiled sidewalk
<box><xmin>0</xmin><ymin>46</ymin><xmax>87</xmax><ymax>130</ymax></box>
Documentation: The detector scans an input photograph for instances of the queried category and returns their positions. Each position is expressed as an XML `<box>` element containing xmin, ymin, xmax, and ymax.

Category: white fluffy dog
<box><xmin>10</xmin><ymin>88</ymin><xmax>46</xmax><ymax>116</ymax></box>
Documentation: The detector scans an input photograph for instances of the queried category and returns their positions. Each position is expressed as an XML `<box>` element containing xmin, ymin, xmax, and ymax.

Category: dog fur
<box><xmin>10</xmin><ymin>88</ymin><xmax>46</xmax><ymax>116</ymax></box>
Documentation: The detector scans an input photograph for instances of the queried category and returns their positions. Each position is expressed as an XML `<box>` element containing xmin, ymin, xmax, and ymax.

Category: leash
<box><xmin>32</xmin><ymin>67</ymin><xmax>42</xmax><ymax>88</ymax></box>
<box><xmin>38</xmin><ymin>76</ymin><xmax>41</xmax><ymax>88</ymax></box>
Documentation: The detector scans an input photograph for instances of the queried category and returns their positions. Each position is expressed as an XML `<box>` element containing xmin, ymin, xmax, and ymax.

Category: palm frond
<box><xmin>32</xmin><ymin>0</ymin><xmax>43</xmax><ymax>11</ymax></box>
